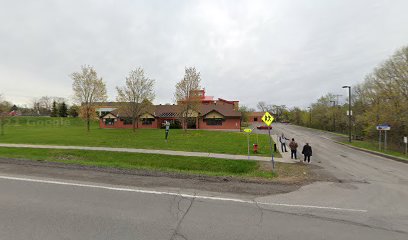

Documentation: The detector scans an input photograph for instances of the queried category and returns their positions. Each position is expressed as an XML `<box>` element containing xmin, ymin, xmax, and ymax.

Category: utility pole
<box><xmin>330</xmin><ymin>100</ymin><xmax>336</xmax><ymax>132</ymax></box>
<box><xmin>307</xmin><ymin>106</ymin><xmax>312</xmax><ymax>127</ymax></box>
<box><xmin>342</xmin><ymin>86</ymin><xmax>352</xmax><ymax>142</ymax></box>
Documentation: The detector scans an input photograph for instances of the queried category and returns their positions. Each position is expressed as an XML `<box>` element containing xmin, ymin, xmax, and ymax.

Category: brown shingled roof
<box><xmin>200</xmin><ymin>105</ymin><xmax>241</xmax><ymax>117</ymax></box>
<box><xmin>101</xmin><ymin>103</ymin><xmax>241</xmax><ymax>118</ymax></box>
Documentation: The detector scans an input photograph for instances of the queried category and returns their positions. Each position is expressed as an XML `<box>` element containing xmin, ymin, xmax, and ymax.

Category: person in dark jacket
<box><xmin>301</xmin><ymin>143</ymin><xmax>312</xmax><ymax>163</ymax></box>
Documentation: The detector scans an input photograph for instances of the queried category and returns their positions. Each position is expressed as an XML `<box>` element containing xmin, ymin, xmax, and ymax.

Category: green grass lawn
<box><xmin>0</xmin><ymin>117</ymin><xmax>280</xmax><ymax>157</ymax></box>
<box><xmin>344</xmin><ymin>140</ymin><xmax>408</xmax><ymax>161</ymax></box>
<box><xmin>0</xmin><ymin>147</ymin><xmax>278</xmax><ymax>179</ymax></box>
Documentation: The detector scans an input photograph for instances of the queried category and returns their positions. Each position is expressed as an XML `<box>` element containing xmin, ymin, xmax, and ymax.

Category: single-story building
<box><xmin>97</xmin><ymin>89</ymin><xmax>242</xmax><ymax>130</ymax></box>
<box><xmin>99</xmin><ymin>104</ymin><xmax>241</xmax><ymax>130</ymax></box>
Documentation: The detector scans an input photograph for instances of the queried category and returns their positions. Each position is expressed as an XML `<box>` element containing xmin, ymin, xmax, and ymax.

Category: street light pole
<box><xmin>330</xmin><ymin>100</ymin><xmax>336</xmax><ymax>132</ymax></box>
<box><xmin>342</xmin><ymin>86</ymin><xmax>352</xmax><ymax>142</ymax></box>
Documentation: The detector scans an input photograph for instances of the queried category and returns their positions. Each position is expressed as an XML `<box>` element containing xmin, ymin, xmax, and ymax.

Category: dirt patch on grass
<box><xmin>258</xmin><ymin>161</ymin><xmax>318</xmax><ymax>184</ymax></box>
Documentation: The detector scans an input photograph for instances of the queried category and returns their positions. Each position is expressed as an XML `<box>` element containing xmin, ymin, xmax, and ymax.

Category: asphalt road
<box><xmin>0</xmin><ymin>123</ymin><xmax>407</xmax><ymax>239</ymax></box>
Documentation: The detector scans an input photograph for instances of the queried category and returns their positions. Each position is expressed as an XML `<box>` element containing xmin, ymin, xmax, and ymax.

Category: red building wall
<box><xmin>100</xmin><ymin>117</ymin><xmax>240</xmax><ymax>130</ymax></box>
<box><xmin>198</xmin><ymin>118</ymin><xmax>241</xmax><ymax>130</ymax></box>
<box><xmin>248</xmin><ymin>113</ymin><xmax>264</xmax><ymax>123</ymax></box>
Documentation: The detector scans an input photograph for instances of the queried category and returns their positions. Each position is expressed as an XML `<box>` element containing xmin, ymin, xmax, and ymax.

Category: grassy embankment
<box><xmin>0</xmin><ymin>147</ymin><xmax>312</xmax><ymax>180</ymax></box>
<box><xmin>344</xmin><ymin>140</ymin><xmax>408</xmax><ymax>161</ymax></box>
<box><xmin>0</xmin><ymin>117</ymin><xmax>298</xmax><ymax>180</ymax></box>
<box><xmin>0</xmin><ymin>117</ymin><xmax>280</xmax><ymax>157</ymax></box>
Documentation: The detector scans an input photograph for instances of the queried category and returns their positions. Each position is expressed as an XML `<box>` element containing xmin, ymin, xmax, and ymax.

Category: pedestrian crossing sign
<box><xmin>262</xmin><ymin>112</ymin><xmax>274</xmax><ymax>126</ymax></box>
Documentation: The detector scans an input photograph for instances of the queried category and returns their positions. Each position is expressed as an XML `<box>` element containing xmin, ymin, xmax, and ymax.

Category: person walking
<box><xmin>302</xmin><ymin>143</ymin><xmax>313</xmax><ymax>163</ymax></box>
<box><xmin>289</xmin><ymin>138</ymin><xmax>298</xmax><ymax>159</ymax></box>
<box><xmin>279</xmin><ymin>133</ymin><xmax>288</xmax><ymax>152</ymax></box>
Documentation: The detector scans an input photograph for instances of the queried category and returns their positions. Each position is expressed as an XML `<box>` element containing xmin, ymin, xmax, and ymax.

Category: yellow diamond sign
<box><xmin>261</xmin><ymin>112</ymin><xmax>274</xmax><ymax>126</ymax></box>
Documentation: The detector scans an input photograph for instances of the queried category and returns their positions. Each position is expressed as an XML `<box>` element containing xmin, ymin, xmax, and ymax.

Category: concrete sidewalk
<box><xmin>0</xmin><ymin>143</ymin><xmax>296</xmax><ymax>163</ymax></box>
<box><xmin>271</xmin><ymin>135</ymin><xmax>299</xmax><ymax>163</ymax></box>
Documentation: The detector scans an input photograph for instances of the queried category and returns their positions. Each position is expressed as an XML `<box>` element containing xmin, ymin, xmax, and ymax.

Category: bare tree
<box><xmin>175</xmin><ymin>67</ymin><xmax>202</xmax><ymax>130</ymax></box>
<box><xmin>257</xmin><ymin>101</ymin><xmax>268</xmax><ymax>112</ymax></box>
<box><xmin>31</xmin><ymin>96</ymin><xmax>67</xmax><ymax>116</ymax></box>
<box><xmin>38</xmin><ymin>96</ymin><xmax>52</xmax><ymax>112</ymax></box>
<box><xmin>71</xmin><ymin>65</ymin><xmax>107</xmax><ymax>131</ymax></box>
<box><xmin>116</xmin><ymin>67</ymin><xmax>155</xmax><ymax>132</ymax></box>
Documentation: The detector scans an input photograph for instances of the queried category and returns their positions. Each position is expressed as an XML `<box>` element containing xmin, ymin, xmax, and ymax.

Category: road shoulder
<box><xmin>0</xmin><ymin>157</ymin><xmax>321</xmax><ymax>197</ymax></box>
<box><xmin>335</xmin><ymin>141</ymin><xmax>408</xmax><ymax>164</ymax></box>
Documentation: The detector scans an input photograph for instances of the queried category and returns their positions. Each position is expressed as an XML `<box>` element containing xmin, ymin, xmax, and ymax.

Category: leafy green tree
<box><xmin>68</xmin><ymin>105</ymin><xmax>79</xmax><ymax>117</ymax></box>
<box><xmin>0</xmin><ymin>95</ymin><xmax>12</xmax><ymax>135</ymax></box>
<box><xmin>51</xmin><ymin>101</ymin><xmax>58</xmax><ymax>117</ymax></box>
<box><xmin>238</xmin><ymin>105</ymin><xmax>255</xmax><ymax>124</ymax></box>
<box><xmin>58</xmin><ymin>102</ymin><xmax>68</xmax><ymax>117</ymax></box>
<box><xmin>289</xmin><ymin>45</ymin><xmax>408</xmax><ymax>152</ymax></box>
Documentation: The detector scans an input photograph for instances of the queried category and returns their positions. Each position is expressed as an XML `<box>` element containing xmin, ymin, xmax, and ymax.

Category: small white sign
<box><xmin>404</xmin><ymin>136</ymin><xmax>407</xmax><ymax>144</ymax></box>
<box><xmin>347</xmin><ymin>110</ymin><xmax>353</xmax><ymax>116</ymax></box>
<box><xmin>377</xmin><ymin>125</ymin><xmax>391</xmax><ymax>131</ymax></box>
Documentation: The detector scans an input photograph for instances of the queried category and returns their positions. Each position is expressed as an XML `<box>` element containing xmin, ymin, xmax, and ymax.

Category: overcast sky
<box><xmin>1</xmin><ymin>0</ymin><xmax>408</xmax><ymax>109</ymax></box>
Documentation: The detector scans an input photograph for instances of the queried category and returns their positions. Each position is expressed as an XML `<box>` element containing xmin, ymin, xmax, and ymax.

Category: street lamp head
<box><xmin>342</xmin><ymin>86</ymin><xmax>350</xmax><ymax>89</ymax></box>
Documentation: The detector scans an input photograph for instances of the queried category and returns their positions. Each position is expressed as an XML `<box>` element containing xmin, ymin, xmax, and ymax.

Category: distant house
<box><xmin>96</xmin><ymin>90</ymin><xmax>242</xmax><ymax>130</ymax></box>
<box><xmin>248</xmin><ymin>112</ymin><xmax>265</xmax><ymax>123</ymax></box>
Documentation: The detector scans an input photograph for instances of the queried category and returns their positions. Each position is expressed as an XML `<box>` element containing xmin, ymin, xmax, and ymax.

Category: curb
<box><xmin>335</xmin><ymin>141</ymin><xmax>408</xmax><ymax>164</ymax></box>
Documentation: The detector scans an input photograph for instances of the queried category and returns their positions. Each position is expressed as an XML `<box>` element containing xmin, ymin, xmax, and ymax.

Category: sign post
<box><xmin>164</xmin><ymin>121</ymin><xmax>170</xmax><ymax>142</ymax></box>
<box><xmin>376</xmin><ymin>124</ymin><xmax>391</xmax><ymax>151</ymax></box>
<box><xmin>261</xmin><ymin>112</ymin><xmax>275</xmax><ymax>169</ymax></box>
<box><xmin>404</xmin><ymin>136</ymin><xmax>407</xmax><ymax>156</ymax></box>
<box><xmin>243</xmin><ymin>128</ymin><xmax>252</xmax><ymax>160</ymax></box>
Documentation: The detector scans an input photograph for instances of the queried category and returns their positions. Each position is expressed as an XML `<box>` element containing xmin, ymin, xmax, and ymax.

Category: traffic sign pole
<box><xmin>267</xmin><ymin>126</ymin><xmax>274</xmax><ymax>169</ymax></box>
<box><xmin>379</xmin><ymin>130</ymin><xmax>382</xmax><ymax>151</ymax></box>
<box><xmin>243</xmin><ymin>128</ymin><xmax>252</xmax><ymax>160</ymax></box>
<box><xmin>247</xmin><ymin>133</ymin><xmax>250</xmax><ymax>160</ymax></box>
<box><xmin>261</xmin><ymin>112</ymin><xmax>275</xmax><ymax>169</ymax></box>
<box><xmin>384</xmin><ymin>130</ymin><xmax>387</xmax><ymax>152</ymax></box>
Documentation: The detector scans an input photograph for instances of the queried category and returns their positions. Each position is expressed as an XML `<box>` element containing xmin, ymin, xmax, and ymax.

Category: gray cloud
<box><xmin>1</xmin><ymin>0</ymin><xmax>407</xmax><ymax>109</ymax></box>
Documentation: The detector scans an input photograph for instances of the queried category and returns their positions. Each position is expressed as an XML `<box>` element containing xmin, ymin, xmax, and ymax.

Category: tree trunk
<box><xmin>132</xmin><ymin>116</ymin><xmax>136</xmax><ymax>132</ymax></box>
<box><xmin>87</xmin><ymin>118</ymin><xmax>90</xmax><ymax>132</ymax></box>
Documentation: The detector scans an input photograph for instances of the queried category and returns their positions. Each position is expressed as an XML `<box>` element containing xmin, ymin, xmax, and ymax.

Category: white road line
<box><xmin>0</xmin><ymin>175</ymin><xmax>367</xmax><ymax>213</ymax></box>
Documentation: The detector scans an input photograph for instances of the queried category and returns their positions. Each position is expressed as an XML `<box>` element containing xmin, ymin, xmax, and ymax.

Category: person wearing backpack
<box><xmin>289</xmin><ymin>138</ymin><xmax>298</xmax><ymax>159</ymax></box>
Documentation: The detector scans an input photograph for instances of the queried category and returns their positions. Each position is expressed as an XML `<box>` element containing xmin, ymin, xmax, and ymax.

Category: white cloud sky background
<box><xmin>1</xmin><ymin>0</ymin><xmax>407</xmax><ymax>109</ymax></box>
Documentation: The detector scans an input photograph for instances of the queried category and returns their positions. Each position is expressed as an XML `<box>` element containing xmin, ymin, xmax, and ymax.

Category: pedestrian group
<box><xmin>279</xmin><ymin>133</ymin><xmax>313</xmax><ymax>163</ymax></box>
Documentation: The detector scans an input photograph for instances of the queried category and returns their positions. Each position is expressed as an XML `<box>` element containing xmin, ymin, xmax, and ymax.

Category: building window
<box><xmin>206</xmin><ymin>119</ymin><xmax>223</xmax><ymax>126</ymax></box>
<box><xmin>122</xmin><ymin>118</ymin><xmax>133</xmax><ymax>125</ymax></box>
<box><xmin>105</xmin><ymin>118</ymin><xmax>115</xmax><ymax>125</ymax></box>
<box><xmin>254</xmin><ymin>117</ymin><xmax>258</xmax><ymax>122</ymax></box>
<box><xmin>142</xmin><ymin>118</ymin><xmax>154</xmax><ymax>125</ymax></box>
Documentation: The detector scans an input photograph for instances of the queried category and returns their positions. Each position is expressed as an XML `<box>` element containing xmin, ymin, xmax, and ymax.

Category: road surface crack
<box><xmin>254</xmin><ymin>203</ymin><xmax>408</xmax><ymax>235</ymax></box>
<box><xmin>253</xmin><ymin>200</ymin><xmax>264</xmax><ymax>227</ymax></box>
<box><xmin>170</xmin><ymin>193</ymin><xmax>196</xmax><ymax>240</ymax></box>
